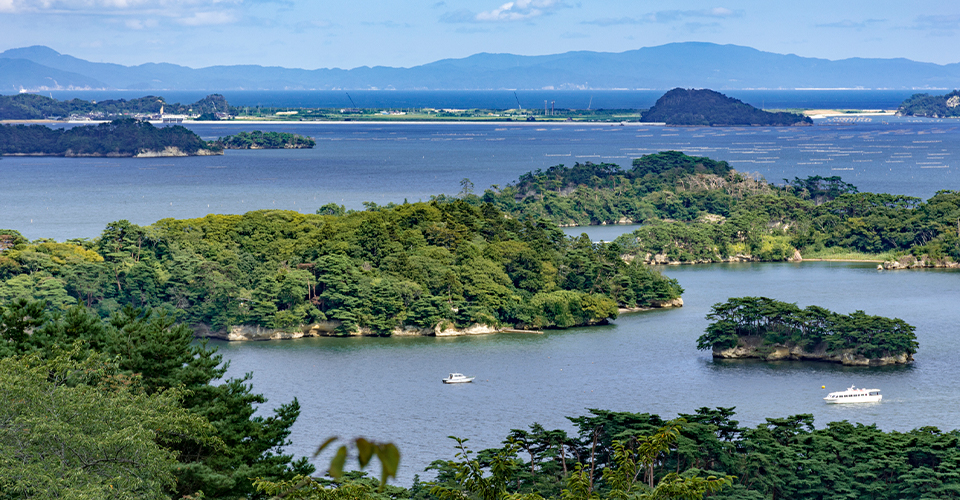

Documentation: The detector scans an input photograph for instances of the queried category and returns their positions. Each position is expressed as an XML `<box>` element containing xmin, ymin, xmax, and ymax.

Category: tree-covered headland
<box><xmin>0</xmin><ymin>200</ymin><xmax>682</xmax><ymax>337</ymax></box>
<box><xmin>0</xmin><ymin>93</ymin><xmax>228</xmax><ymax>120</ymax></box>
<box><xmin>697</xmin><ymin>296</ymin><xmax>918</xmax><ymax>365</ymax></box>
<box><xmin>897</xmin><ymin>90</ymin><xmax>960</xmax><ymax>118</ymax></box>
<box><xmin>0</xmin><ymin>118</ymin><xmax>223</xmax><ymax>157</ymax></box>
<box><xmin>476</xmin><ymin>151</ymin><xmax>960</xmax><ymax>267</ymax></box>
<box><xmin>639</xmin><ymin>88</ymin><xmax>812</xmax><ymax>126</ymax></box>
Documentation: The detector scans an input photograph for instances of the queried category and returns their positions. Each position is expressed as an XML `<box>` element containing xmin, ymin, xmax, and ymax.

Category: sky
<box><xmin>0</xmin><ymin>0</ymin><xmax>957</xmax><ymax>69</ymax></box>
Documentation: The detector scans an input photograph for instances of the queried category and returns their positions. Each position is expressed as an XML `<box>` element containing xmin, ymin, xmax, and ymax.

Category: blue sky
<box><xmin>0</xmin><ymin>0</ymin><xmax>957</xmax><ymax>69</ymax></box>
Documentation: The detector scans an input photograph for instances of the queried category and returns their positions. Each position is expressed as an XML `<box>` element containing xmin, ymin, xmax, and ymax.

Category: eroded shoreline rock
<box><xmin>713</xmin><ymin>341</ymin><xmax>912</xmax><ymax>366</ymax></box>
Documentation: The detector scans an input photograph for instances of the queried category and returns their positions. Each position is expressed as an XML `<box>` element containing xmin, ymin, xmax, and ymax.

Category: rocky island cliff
<box><xmin>192</xmin><ymin>298</ymin><xmax>684</xmax><ymax>341</ymax></box>
<box><xmin>712</xmin><ymin>337</ymin><xmax>912</xmax><ymax>366</ymax></box>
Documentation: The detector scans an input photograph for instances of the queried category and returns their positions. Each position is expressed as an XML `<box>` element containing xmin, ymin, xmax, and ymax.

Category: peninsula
<box><xmin>639</xmin><ymin>88</ymin><xmax>812</xmax><ymax>126</ymax></box>
<box><xmin>475</xmin><ymin>151</ymin><xmax>960</xmax><ymax>268</ymax></box>
<box><xmin>0</xmin><ymin>118</ymin><xmax>222</xmax><ymax>157</ymax></box>
<box><xmin>897</xmin><ymin>89</ymin><xmax>960</xmax><ymax>118</ymax></box>
<box><xmin>0</xmin><ymin>200</ymin><xmax>683</xmax><ymax>340</ymax></box>
<box><xmin>0</xmin><ymin>92</ymin><xmax>228</xmax><ymax>121</ymax></box>
<box><xmin>697</xmin><ymin>297</ymin><xmax>917</xmax><ymax>365</ymax></box>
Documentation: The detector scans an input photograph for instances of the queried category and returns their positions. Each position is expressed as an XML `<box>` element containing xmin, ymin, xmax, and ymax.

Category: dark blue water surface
<box><xmin>2</xmin><ymin>118</ymin><xmax>957</xmax><ymax>241</ymax></box>
<box><xmin>33</xmin><ymin>89</ymin><xmax>922</xmax><ymax>111</ymax></box>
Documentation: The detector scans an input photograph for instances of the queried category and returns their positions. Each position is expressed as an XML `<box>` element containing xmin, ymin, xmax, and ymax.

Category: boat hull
<box><xmin>442</xmin><ymin>378</ymin><xmax>474</xmax><ymax>384</ymax></box>
<box><xmin>824</xmin><ymin>395</ymin><xmax>882</xmax><ymax>403</ymax></box>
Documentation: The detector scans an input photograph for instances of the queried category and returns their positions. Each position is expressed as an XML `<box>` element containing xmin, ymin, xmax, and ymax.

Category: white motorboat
<box><xmin>823</xmin><ymin>385</ymin><xmax>882</xmax><ymax>403</ymax></box>
<box><xmin>442</xmin><ymin>373</ymin><xmax>474</xmax><ymax>384</ymax></box>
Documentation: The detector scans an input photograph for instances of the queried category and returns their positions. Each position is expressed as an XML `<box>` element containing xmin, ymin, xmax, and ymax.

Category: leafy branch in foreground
<box><xmin>255</xmin><ymin>436</ymin><xmax>400</xmax><ymax>499</ymax></box>
<box><xmin>0</xmin><ymin>343</ymin><xmax>216</xmax><ymax>498</ymax></box>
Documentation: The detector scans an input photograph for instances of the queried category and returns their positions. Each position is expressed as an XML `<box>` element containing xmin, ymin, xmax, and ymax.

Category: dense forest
<box><xmin>897</xmin><ymin>90</ymin><xmax>960</xmax><ymax>118</ymax></box>
<box><xmin>0</xmin><ymin>300</ymin><xmax>312</xmax><ymax>498</ymax></box>
<box><xmin>0</xmin><ymin>118</ymin><xmax>221</xmax><ymax>156</ymax></box>
<box><xmin>697</xmin><ymin>296</ymin><xmax>918</xmax><ymax>361</ymax></box>
<box><xmin>219</xmin><ymin>130</ymin><xmax>317</xmax><ymax>149</ymax></box>
<box><xmin>0</xmin><ymin>200</ymin><xmax>682</xmax><ymax>335</ymax></box>
<box><xmin>476</xmin><ymin>151</ymin><xmax>960</xmax><ymax>266</ymax></box>
<box><xmin>639</xmin><ymin>88</ymin><xmax>812</xmax><ymax>126</ymax></box>
<box><xmin>0</xmin><ymin>92</ymin><xmax>228</xmax><ymax>120</ymax></box>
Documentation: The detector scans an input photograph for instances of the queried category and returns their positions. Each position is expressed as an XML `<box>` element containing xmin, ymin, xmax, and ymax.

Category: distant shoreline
<box><xmin>0</xmin><ymin>109</ymin><xmax>905</xmax><ymax>126</ymax></box>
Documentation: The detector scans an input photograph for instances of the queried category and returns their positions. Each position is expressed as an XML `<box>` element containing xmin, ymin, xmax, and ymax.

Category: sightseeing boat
<box><xmin>442</xmin><ymin>373</ymin><xmax>474</xmax><ymax>384</ymax></box>
<box><xmin>823</xmin><ymin>385</ymin><xmax>882</xmax><ymax>403</ymax></box>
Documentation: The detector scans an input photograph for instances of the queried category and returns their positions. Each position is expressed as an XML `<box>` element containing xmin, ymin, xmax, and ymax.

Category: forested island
<box><xmin>697</xmin><ymin>297</ymin><xmax>917</xmax><ymax>365</ymax></box>
<box><xmin>218</xmin><ymin>130</ymin><xmax>316</xmax><ymax>149</ymax></box>
<box><xmin>0</xmin><ymin>199</ymin><xmax>682</xmax><ymax>340</ymax></box>
<box><xmin>0</xmin><ymin>118</ymin><xmax>222</xmax><ymax>157</ymax></box>
<box><xmin>0</xmin><ymin>92</ymin><xmax>228</xmax><ymax>120</ymax></box>
<box><xmin>897</xmin><ymin>89</ymin><xmax>960</xmax><ymax>118</ymax></box>
<box><xmin>639</xmin><ymin>88</ymin><xmax>812</xmax><ymax>126</ymax></box>
<box><xmin>475</xmin><ymin>151</ymin><xmax>960</xmax><ymax>268</ymax></box>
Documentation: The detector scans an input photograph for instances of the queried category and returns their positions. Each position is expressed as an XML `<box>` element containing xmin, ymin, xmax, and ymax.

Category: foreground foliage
<box><xmin>426</xmin><ymin>408</ymin><xmax>960</xmax><ymax>500</ymax></box>
<box><xmin>0</xmin><ymin>300</ymin><xmax>314</xmax><ymax>498</ymax></box>
<box><xmin>0</xmin><ymin>346</ymin><xmax>213</xmax><ymax>498</ymax></box>
<box><xmin>697</xmin><ymin>296</ymin><xmax>919</xmax><ymax>358</ymax></box>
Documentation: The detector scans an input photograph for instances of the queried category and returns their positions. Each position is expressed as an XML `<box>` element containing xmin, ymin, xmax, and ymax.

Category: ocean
<box><xmin>2</xmin><ymin>116</ymin><xmax>956</xmax><ymax>241</ymax></box>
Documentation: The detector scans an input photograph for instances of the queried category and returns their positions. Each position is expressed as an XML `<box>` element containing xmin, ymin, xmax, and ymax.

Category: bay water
<box><xmin>211</xmin><ymin>261</ymin><xmax>959</xmax><ymax>484</ymax></box>
<box><xmin>2</xmin><ymin>117</ymin><xmax>958</xmax><ymax>241</ymax></box>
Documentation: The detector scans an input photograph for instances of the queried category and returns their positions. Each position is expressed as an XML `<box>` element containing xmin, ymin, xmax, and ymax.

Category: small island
<box><xmin>697</xmin><ymin>297</ymin><xmax>917</xmax><ymax>365</ymax></box>
<box><xmin>0</xmin><ymin>118</ymin><xmax>222</xmax><ymax>157</ymax></box>
<box><xmin>217</xmin><ymin>130</ymin><xmax>316</xmax><ymax>149</ymax></box>
<box><xmin>640</xmin><ymin>88</ymin><xmax>812</xmax><ymax>126</ymax></box>
<box><xmin>897</xmin><ymin>90</ymin><xmax>960</xmax><ymax>118</ymax></box>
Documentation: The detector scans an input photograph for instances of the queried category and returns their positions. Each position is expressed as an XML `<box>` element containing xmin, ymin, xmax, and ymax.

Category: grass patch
<box><xmin>800</xmin><ymin>247</ymin><xmax>896</xmax><ymax>262</ymax></box>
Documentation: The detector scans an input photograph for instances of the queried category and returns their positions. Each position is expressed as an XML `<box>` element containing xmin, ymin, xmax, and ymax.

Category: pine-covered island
<box><xmin>697</xmin><ymin>297</ymin><xmax>918</xmax><ymax>365</ymax></box>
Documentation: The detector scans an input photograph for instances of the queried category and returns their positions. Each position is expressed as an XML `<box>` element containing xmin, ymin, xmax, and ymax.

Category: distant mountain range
<box><xmin>2</xmin><ymin>43</ymin><xmax>959</xmax><ymax>92</ymax></box>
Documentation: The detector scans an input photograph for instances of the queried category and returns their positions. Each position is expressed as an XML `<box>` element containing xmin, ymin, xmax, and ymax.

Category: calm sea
<box><xmin>212</xmin><ymin>261</ymin><xmax>960</xmax><ymax>484</ymax></box>
<box><xmin>2</xmin><ymin>117</ymin><xmax>957</xmax><ymax>241</ymax></box>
